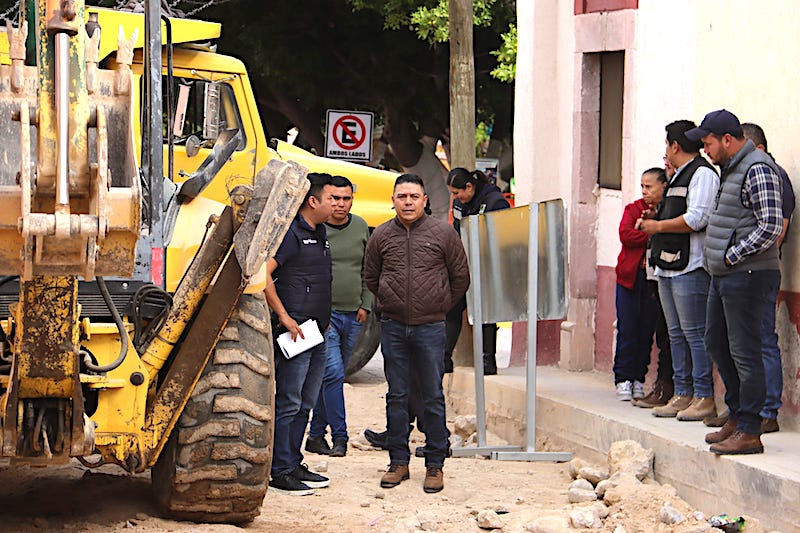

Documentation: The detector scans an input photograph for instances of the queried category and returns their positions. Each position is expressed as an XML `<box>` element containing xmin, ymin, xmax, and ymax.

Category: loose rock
<box><xmin>578</xmin><ymin>466</ymin><xmax>609</xmax><ymax>486</ymax></box>
<box><xmin>476</xmin><ymin>509</ymin><xmax>503</xmax><ymax>530</ymax></box>
<box><xmin>658</xmin><ymin>502</ymin><xmax>685</xmax><ymax>525</ymax></box>
<box><xmin>569</xmin><ymin>478</ymin><xmax>594</xmax><ymax>491</ymax></box>
<box><xmin>602</xmin><ymin>472</ymin><xmax>642</xmax><ymax>505</ymax></box>
<box><xmin>568</xmin><ymin>458</ymin><xmax>588</xmax><ymax>479</ymax></box>
<box><xmin>569</xmin><ymin>507</ymin><xmax>602</xmax><ymax>529</ymax></box>
<box><xmin>567</xmin><ymin>487</ymin><xmax>597</xmax><ymax>503</ymax></box>
<box><xmin>449</xmin><ymin>433</ymin><xmax>465</xmax><ymax>449</ymax></box>
<box><xmin>595</xmin><ymin>479</ymin><xmax>610</xmax><ymax>499</ymax></box>
<box><xmin>453</xmin><ymin>415</ymin><xmax>477</xmax><ymax>438</ymax></box>
<box><xmin>608</xmin><ymin>440</ymin><xmax>654</xmax><ymax>480</ymax></box>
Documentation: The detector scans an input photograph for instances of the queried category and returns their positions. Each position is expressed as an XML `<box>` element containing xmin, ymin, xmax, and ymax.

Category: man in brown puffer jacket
<box><xmin>365</xmin><ymin>173</ymin><xmax>469</xmax><ymax>494</ymax></box>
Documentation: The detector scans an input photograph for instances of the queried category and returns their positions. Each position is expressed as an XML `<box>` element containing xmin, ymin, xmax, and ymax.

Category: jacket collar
<box><xmin>392</xmin><ymin>213</ymin><xmax>427</xmax><ymax>231</ymax></box>
<box><xmin>722</xmin><ymin>139</ymin><xmax>756</xmax><ymax>177</ymax></box>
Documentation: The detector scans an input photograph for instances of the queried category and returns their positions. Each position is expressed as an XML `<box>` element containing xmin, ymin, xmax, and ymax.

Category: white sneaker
<box><xmin>633</xmin><ymin>381</ymin><xmax>645</xmax><ymax>400</ymax></box>
<box><xmin>616</xmin><ymin>381</ymin><xmax>633</xmax><ymax>401</ymax></box>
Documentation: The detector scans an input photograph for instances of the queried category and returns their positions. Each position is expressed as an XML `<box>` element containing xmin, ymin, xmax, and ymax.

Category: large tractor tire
<box><xmin>152</xmin><ymin>293</ymin><xmax>274</xmax><ymax>524</ymax></box>
<box><xmin>344</xmin><ymin>309</ymin><xmax>381</xmax><ymax>378</ymax></box>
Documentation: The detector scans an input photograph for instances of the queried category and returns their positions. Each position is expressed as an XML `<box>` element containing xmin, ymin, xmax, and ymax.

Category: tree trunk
<box><xmin>449</xmin><ymin>0</ymin><xmax>476</xmax><ymax>171</ymax></box>
<box><xmin>384</xmin><ymin>107</ymin><xmax>450</xmax><ymax>218</ymax></box>
<box><xmin>262</xmin><ymin>90</ymin><xmax>325</xmax><ymax>154</ymax></box>
<box><xmin>402</xmin><ymin>136</ymin><xmax>450</xmax><ymax>219</ymax></box>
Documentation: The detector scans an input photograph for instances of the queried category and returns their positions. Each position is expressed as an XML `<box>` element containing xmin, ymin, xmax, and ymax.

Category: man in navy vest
<box><xmin>265</xmin><ymin>173</ymin><xmax>336</xmax><ymax>494</ymax></box>
<box><xmin>688</xmin><ymin>110</ymin><xmax>783</xmax><ymax>455</ymax></box>
<box><xmin>639</xmin><ymin>121</ymin><xmax>720</xmax><ymax>422</ymax></box>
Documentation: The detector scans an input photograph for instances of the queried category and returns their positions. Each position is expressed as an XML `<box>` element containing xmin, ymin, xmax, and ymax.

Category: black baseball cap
<box><xmin>685</xmin><ymin>109</ymin><xmax>743</xmax><ymax>141</ymax></box>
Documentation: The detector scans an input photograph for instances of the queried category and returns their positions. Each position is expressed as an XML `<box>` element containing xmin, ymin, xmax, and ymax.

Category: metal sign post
<box><xmin>450</xmin><ymin>216</ymin><xmax>518</xmax><ymax>457</ymax></box>
<box><xmin>450</xmin><ymin>202</ymin><xmax>571</xmax><ymax>462</ymax></box>
<box><xmin>492</xmin><ymin>203</ymin><xmax>571</xmax><ymax>462</ymax></box>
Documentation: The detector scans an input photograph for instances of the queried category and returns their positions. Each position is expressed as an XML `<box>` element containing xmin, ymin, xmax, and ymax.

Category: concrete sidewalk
<box><xmin>445</xmin><ymin>365</ymin><xmax>800</xmax><ymax>533</ymax></box>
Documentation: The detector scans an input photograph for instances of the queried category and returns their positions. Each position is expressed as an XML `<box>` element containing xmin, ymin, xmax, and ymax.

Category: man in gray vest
<box><xmin>687</xmin><ymin>110</ymin><xmax>783</xmax><ymax>455</ymax></box>
<box><xmin>639</xmin><ymin>121</ymin><xmax>719</xmax><ymax>421</ymax></box>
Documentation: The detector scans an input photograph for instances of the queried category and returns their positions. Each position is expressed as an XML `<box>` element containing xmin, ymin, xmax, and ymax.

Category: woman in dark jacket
<box><xmin>445</xmin><ymin>167</ymin><xmax>510</xmax><ymax>374</ymax></box>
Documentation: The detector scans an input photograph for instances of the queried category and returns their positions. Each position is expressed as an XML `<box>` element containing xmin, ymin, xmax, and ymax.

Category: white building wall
<box><xmin>692</xmin><ymin>0</ymin><xmax>800</xmax><ymax>291</ymax></box>
<box><xmin>514</xmin><ymin>0</ymin><xmax>800</xmax><ymax>423</ymax></box>
<box><xmin>514</xmin><ymin>0</ymin><xmax>574</xmax><ymax>207</ymax></box>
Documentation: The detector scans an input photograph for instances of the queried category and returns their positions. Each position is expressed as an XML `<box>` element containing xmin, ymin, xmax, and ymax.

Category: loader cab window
<box><xmin>162</xmin><ymin>77</ymin><xmax>246</xmax><ymax>153</ymax></box>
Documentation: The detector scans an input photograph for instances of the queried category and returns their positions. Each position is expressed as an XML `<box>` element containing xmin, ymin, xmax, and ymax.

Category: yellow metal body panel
<box><xmin>90</xmin><ymin>7</ymin><xmax>221</xmax><ymax>63</ymax></box>
<box><xmin>13</xmin><ymin>276</ymin><xmax>79</xmax><ymax>399</ymax></box>
<box><xmin>81</xmin><ymin>323</ymin><xmax>149</xmax><ymax>468</ymax></box>
<box><xmin>35</xmin><ymin>0</ymin><xmax>90</xmax><ymax>192</ymax></box>
<box><xmin>271</xmin><ymin>140</ymin><xmax>398</xmax><ymax>227</ymax></box>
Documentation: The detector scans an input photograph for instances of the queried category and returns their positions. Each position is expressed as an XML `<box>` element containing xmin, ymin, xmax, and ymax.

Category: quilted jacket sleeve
<box><xmin>445</xmin><ymin>227</ymin><xmax>470</xmax><ymax>306</ymax></box>
<box><xmin>364</xmin><ymin>225</ymin><xmax>382</xmax><ymax>296</ymax></box>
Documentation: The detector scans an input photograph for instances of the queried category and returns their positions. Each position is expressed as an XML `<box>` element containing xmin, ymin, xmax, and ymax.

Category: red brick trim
<box><xmin>575</xmin><ymin>0</ymin><xmax>638</xmax><ymax>15</ymax></box>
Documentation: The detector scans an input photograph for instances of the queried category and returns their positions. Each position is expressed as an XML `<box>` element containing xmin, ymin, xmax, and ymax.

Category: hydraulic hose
<box><xmin>82</xmin><ymin>277</ymin><xmax>129</xmax><ymax>373</ymax></box>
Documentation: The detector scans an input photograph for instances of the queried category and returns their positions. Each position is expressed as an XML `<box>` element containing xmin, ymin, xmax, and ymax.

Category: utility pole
<box><xmin>449</xmin><ymin>0</ymin><xmax>476</xmax><ymax>171</ymax></box>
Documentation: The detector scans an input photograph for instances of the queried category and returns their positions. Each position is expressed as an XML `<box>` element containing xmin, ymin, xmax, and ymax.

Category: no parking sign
<box><xmin>325</xmin><ymin>110</ymin><xmax>374</xmax><ymax>162</ymax></box>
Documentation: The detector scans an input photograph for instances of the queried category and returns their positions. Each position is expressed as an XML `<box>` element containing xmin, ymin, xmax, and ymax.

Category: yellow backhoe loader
<box><xmin>0</xmin><ymin>0</ymin><xmax>395</xmax><ymax>524</ymax></box>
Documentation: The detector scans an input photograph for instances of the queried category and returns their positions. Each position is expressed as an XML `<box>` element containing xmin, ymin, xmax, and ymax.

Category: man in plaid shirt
<box><xmin>687</xmin><ymin>109</ymin><xmax>783</xmax><ymax>455</ymax></box>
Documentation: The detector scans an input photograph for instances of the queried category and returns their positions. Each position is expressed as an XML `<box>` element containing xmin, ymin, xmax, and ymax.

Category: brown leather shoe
<box><xmin>634</xmin><ymin>379</ymin><xmax>673</xmax><ymax>408</ymax></box>
<box><xmin>677</xmin><ymin>397</ymin><xmax>717</xmax><ymax>421</ymax></box>
<box><xmin>705</xmin><ymin>418</ymin><xmax>737</xmax><ymax>444</ymax></box>
<box><xmin>652</xmin><ymin>395</ymin><xmax>692</xmax><ymax>417</ymax></box>
<box><xmin>423</xmin><ymin>467</ymin><xmax>444</xmax><ymax>493</ymax></box>
<box><xmin>704</xmin><ymin>409</ymin><xmax>729</xmax><ymax>427</ymax></box>
<box><xmin>709</xmin><ymin>431</ymin><xmax>764</xmax><ymax>455</ymax></box>
<box><xmin>380</xmin><ymin>464</ymin><xmax>410</xmax><ymax>488</ymax></box>
<box><xmin>761</xmin><ymin>417</ymin><xmax>780</xmax><ymax>433</ymax></box>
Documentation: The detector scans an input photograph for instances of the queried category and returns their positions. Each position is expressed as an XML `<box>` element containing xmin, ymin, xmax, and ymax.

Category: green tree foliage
<box><xmin>491</xmin><ymin>23</ymin><xmax>516</xmax><ymax>82</ymax></box>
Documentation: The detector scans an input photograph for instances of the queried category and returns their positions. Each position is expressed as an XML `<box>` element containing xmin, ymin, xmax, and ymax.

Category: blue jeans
<box><xmin>705</xmin><ymin>270</ymin><xmax>780</xmax><ymax>435</ymax></box>
<box><xmin>761</xmin><ymin>272</ymin><xmax>782</xmax><ymax>420</ymax></box>
<box><xmin>658</xmin><ymin>269</ymin><xmax>714</xmax><ymax>397</ymax></box>
<box><xmin>381</xmin><ymin>318</ymin><xmax>448</xmax><ymax>468</ymax></box>
<box><xmin>309</xmin><ymin>311</ymin><xmax>363</xmax><ymax>441</ymax></box>
<box><xmin>271</xmin><ymin>340</ymin><xmax>326</xmax><ymax>477</ymax></box>
<box><xmin>613</xmin><ymin>271</ymin><xmax>658</xmax><ymax>384</ymax></box>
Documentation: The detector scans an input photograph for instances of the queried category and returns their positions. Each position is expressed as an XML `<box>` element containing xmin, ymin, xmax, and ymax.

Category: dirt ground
<box><xmin>0</xmin><ymin>355</ymin><xmax>750</xmax><ymax>533</ymax></box>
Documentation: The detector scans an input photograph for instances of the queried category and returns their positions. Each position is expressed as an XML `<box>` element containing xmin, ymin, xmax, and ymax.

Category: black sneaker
<box><xmin>291</xmin><ymin>463</ymin><xmax>330</xmax><ymax>488</ymax></box>
<box><xmin>305</xmin><ymin>435</ymin><xmax>332</xmax><ymax>455</ymax></box>
<box><xmin>269</xmin><ymin>473</ymin><xmax>314</xmax><ymax>496</ymax></box>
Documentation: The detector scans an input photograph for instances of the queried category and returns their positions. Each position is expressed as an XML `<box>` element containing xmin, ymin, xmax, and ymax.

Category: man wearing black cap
<box><xmin>687</xmin><ymin>109</ymin><xmax>783</xmax><ymax>455</ymax></box>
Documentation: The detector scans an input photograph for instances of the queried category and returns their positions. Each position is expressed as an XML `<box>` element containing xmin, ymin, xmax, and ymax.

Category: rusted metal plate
<box><xmin>234</xmin><ymin>159</ymin><xmax>309</xmax><ymax>278</ymax></box>
<box><xmin>144</xmin><ymin>237</ymin><xmax>247</xmax><ymax>466</ymax></box>
<box><xmin>15</xmin><ymin>276</ymin><xmax>80</xmax><ymax>398</ymax></box>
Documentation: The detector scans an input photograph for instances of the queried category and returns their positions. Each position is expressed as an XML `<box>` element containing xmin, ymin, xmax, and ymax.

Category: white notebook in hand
<box><xmin>276</xmin><ymin>319</ymin><xmax>324</xmax><ymax>359</ymax></box>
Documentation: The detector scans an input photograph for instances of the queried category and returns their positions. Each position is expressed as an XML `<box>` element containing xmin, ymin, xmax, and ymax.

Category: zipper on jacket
<box><xmin>406</xmin><ymin>227</ymin><xmax>411</xmax><ymax>325</ymax></box>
